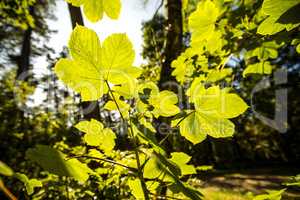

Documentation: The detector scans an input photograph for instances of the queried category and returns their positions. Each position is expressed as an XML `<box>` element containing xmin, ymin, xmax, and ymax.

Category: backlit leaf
<box><xmin>189</xmin><ymin>0</ymin><xmax>220</xmax><ymax>41</ymax></box>
<box><xmin>257</xmin><ymin>0</ymin><xmax>300</xmax><ymax>35</ymax></box>
<box><xmin>15</xmin><ymin>173</ymin><xmax>42</xmax><ymax>195</ymax></box>
<box><xmin>149</xmin><ymin>90</ymin><xmax>180</xmax><ymax>117</ymax></box>
<box><xmin>180</xmin><ymin>86</ymin><xmax>247</xmax><ymax>144</ymax></box>
<box><xmin>243</xmin><ymin>62</ymin><xmax>272</xmax><ymax>77</ymax></box>
<box><xmin>26</xmin><ymin>145</ymin><xmax>92</xmax><ymax>182</ymax></box>
<box><xmin>75</xmin><ymin>119</ymin><xmax>116</xmax><ymax>152</ymax></box>
<box><xmin>0</xmin><ymin>161</ymin><xmax>13</xmax><ymax>176</ymax></box>
<box><xmin>66</xmin><ymin>0</ymin><xmax>121</xmax><ymax>22</ymax></box>
<box><xmin>55</xmin><ymin>26</ymin><xmax>139</xmax><ymax>101</ymax></box>
<box><xmin>128</xmin><ymin>179</ymin><xmax>144</xmax><ymax>199</ymax></box>
<box><xmin>169</xmin><ymin>152</ymin><xmax>196</xmax><ymax>176</ymax></box>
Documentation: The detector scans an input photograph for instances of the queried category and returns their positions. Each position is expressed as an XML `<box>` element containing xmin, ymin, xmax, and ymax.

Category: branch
<box><xmin>67</xmin><ymin>155</ymin><xmax>137</xmax><ymax>173</ymax></box>
<box><xmin>0</xmin><ymin>179</ymin><xmax>17</xmax><ymax>200</ymax></box>
<box><xmin>152</xmin><ymin>0</ymin><xmax>164</xmax><ymax>19</ymax></box>
<box><xmin>104</xmin><ymin>80</ymin><xmax>150</xmax><ymax>200</ymax></box>
<box><xmin>105</xmin><ymin>80</ymin><xmax>125</xmax><ymax>121</ymax></box>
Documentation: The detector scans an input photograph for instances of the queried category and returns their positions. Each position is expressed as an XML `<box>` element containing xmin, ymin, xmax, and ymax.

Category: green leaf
<box><xmin>67</xmin><ymin>0</ymin><xmax>121</xmax><ymax>22</ymax></box>
<box><xmin>128</xmin><ymin>179</ymin><xmax>144</xmax><ymax>199</ymax></box>
<box><xmin>101</xmin><ymin>33</ymin><xmax>135</xmax><ymax>76</ymax></box>
<box><xmin>26</xmin><ymin>145</ymin><xmax>92</xmax><ymax>182</ymax></box>
<box><xmin>169</xmin><ymin>152</ymin><xmax>196</xmax><ymax>176</ymax></box>
<box><xmin>253</xmin><ymin>189</ymin><xmax>286</xmax><ymax>200</ymax></box>
<box><xmin>196</xmin><ymin>113</ymin><xmax>235</xmax><ymax>138</ymax></box>
<box><xmin>194</xmin><ymin>86</ymin><xmax>248</xmax><ymax>119</ymax></box>
<box><xmin>243</xmin><ymin>62</ymin><xmax>272</xmax><ymax>77</ymax></box>
<box><xmin>83</xmin><ymin>0</ymin><xmax>104</xmax><ymax>22</ymax></box>
<box><xmin>206</xmin><ymin>68</ymin><xmax>233</xmax><ymax>82</ymax></box>
<box><xmin>104</xmin><ymin>94</ymin><xmax>130</xmax><ymax>118</ymax></box>
<box><xmin>171</xmin><ymin>48</ymin><xmax>195</xmax><ymax>84</ymax></box>
<box><xmin>55</xmin><ymin>25</ymin><xmax>107</xmax><ymax>101</ymax></box>
<box><xmin>69</xmin><ymin>24</ymin><xmax>101</xmax><ymax>66</ymax></box>
<box><xmin>179</xmin><ymin>112</ymin><xmax>207</xmax><ymax>144</ymax></box>
<box><xmin>55</xmin><ymin>26</ymin><xmax>139</xmax><ymax>101</ymax></box>
<box><xmin>180</xmin><ymin>111</ymin><xmax>234</xmax><ymax>144</ymax></box>
<box><xmin>137</xmin><ymin>82</ymin><xmax>180</xmax><ymax>118</ymax></box>
<box><xmin>189</xmin><ymin>0</ymin><xmax>220</xmax><ymax>41</ymax></box>
<box><xmin>180</xmin><ymin>86</ymin><xmax>247</xmax><ymax>144</ymax></box>
<box><xmin>143</xmin><ymin>153</ymin><xmax>203</xmax><ymax>200</ymax></box>
<box><xmin>143</xmin><ymin>155</ymin><xmax>167</xmax><ymax>180</ymax></box>
<box><xmin>257</xmin><ymin>16</ymin><xmax>286</xmax><ymax>35</ymax></box>
<box><xmin>75</xmin><ymin>119</ymin><xmax>116</xmax><ymax>153</ymax></box>
<box><xmin>143</xmin><ymin>153</ymin><xmax>177</xmax><ymax>182</ymax></box>
<box><xmin>149</xmin><ymin>90</ymin><xmax>180</xmax><ymax>117</ymax></box>
<box><xmin>103</xmin><ymin>0</ymin><xmax>121</xmax><ymax>19</ymax></box>
<box><xmin>0</xmin><ymin>161</ymin><xmax>13</xmax><ymax>176</ymax></box>
<box><xmin>257</xmin><ymin>0</ymin><xmax>300</xmax><ymax>35</ymax></box>
<box><xmin>15</xmin><ymin>173</ymin><xmax>42</xmax><ymax>195</ymax></box>
<box><xmin>261</xmin><ymin>0</ymin><xmax>300</xmax><ymax>17</ymax></box>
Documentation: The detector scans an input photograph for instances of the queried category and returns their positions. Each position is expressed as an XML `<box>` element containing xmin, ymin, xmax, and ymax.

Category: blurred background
<box><xmin>0</xmin><ymin>0</ymin><xmax>299</xmax><ymax>199</ymax></box>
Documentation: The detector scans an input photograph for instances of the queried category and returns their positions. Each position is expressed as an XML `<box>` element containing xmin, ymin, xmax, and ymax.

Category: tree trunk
<box><xmin>155</xmin><ymin>0</ymin><xmax>183</xmax><ymax>152</ymax></box>
<box><xmin>67</xmin><ymin>3</ymin><xmax>100</xmax><ymax>120</ymax></box>
<box><xmin>158</xmin><ymin>0</ymin><xmax>183</xmax><ymax>90</ymax></box>
<box><xmin>67</xmin><ymin>3</ymin><xmax>84</xmax><ymax>27</ymax></box>
<box><xmin>16</xmin><ymin>7</ymin><xmax>34</xmax><ymax>81</ymax></box>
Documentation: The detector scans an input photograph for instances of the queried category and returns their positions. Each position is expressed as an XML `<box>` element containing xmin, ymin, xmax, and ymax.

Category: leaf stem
<box><xmin>129</xmin><ymin>117</ymin><xmax>150</xmax><ymax>200</ymax></box>
<box><xmin>175</xmin><ymin>111</ymin><xmax>195</xmax><ymax>127</ymax></box>
<box><xmin>105</xmin><ymin>80</ymin><xmax>125</xmax><ymax>121</ymax></box>
<box><xmin>104</xmin><ymin>80</ymin><xmax>149</xmax><ymax>200</ymax></box>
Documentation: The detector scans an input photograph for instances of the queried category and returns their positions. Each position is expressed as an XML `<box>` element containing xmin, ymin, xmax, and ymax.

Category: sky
<box><xmin>40</xmin><ymin>0</ymin><xmax>161</xmax><ymax>65</ymax></box>
<box><xmin>32</xmin><ymin>0</ymin><xmax>163</xmax><ymax>105</ymax></box>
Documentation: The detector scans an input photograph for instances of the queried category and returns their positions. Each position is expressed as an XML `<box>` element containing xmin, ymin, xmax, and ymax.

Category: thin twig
<box><xmin>67</xmin><ymin>155</ymin><xmax>137</xmax><ymax>172</ymax></box>
<box><xmin>175</xmin><ymin>111</ymin><xmax>195</xmax><ymax>127</ymax></box>
<box><xmin>153</xmin><ymin>0</ymin><xmax>164</xmax><ymax>18</ymax></box>
<box><xmin>105</xmin><ymin>80</ymin><xmax>125</xmax><ymax>121</ymax></box>
<box><xmin>129</xmin><ymin>117</ymin><xmax>150</xmax><ymax>200</ymax></box>
<box><xmin>104</xmin><ymin>80</ymin><xmax>149</xmax><ymax>200</ymax></box>
<box><xmin>0</xmin><ymin>179</ymin><xmax>17</xmax><ymax>200</ymax></box>
<box><xmin>159</xmin><ymin>111</ymin><xmax>196</xmax><ymax>144</ymax></box>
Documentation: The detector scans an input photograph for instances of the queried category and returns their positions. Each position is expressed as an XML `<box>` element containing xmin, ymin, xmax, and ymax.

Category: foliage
<box><xmin>0</xmin><ymin>0</ymin><xmax>300</xmax><ymax>199</ymax></box>
<box><xmin>66</xmin><ymin>0</ymin><xmax>121</xmax><ymax>22</ymax></box>
<box><xmin>0</xmin><ymin>0</ymin><xmax>36</xmax><ymax>30</ymax></box>
<box><xmin>253</xmin><ymin>189</ymin><xmax>286</xmax><ymax>200</ymax></box>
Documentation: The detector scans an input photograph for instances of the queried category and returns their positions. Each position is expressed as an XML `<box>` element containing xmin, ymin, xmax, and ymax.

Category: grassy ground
<box><xmin>189</xmin><ymin>167</ymin><xmax>300</xmax><ymax>200</ymax></box>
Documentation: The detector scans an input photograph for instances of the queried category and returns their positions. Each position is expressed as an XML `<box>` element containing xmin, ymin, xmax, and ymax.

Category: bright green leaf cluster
<box><xmin>257</xmin><ymin>0</ymin><xmax>300</xmax><ymax>35</ymax></box>
<box><xmin>55</xmin><ymin>25</ymin><xmax>141</xmax><ymax>101</ymax></box>
<box><xmin>66</xmin><ymin>0</ymin><xmax>121</xmax><ymax>22</ymax></box>
<box><xmin>15</xmin><ymin>173</ymin><xmax>42</xmax><ymax>195</ymax></box>
<box><xmin>137</xmin><ymin>82</ymin><xmax>180</xmax><ymax>118</ymax></box>
<box><xmin>179</xmin><ymin>86</ymin><xmax>248</xmax><ymax>144</ymax></box>
<box><xmin>75</xmin><ymin>119</ymin><xmax>116</xmax><ymax>153</ymax></box>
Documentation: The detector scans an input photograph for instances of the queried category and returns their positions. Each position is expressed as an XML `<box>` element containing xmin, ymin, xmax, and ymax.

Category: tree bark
<box><xmin>67</xmin><ymin>3</ymin><xmax>84</xmax><ymax>27</ymax></box>
<box><xmin>158</xmin><ymin>0</ymin><xmax>183</xmax><ymax>90</ymax></box>
<box><xmin>16</xmin><ymin>7</ymin><xmax>34</xmax><ymax>81</ymax></box>
<box><xmin>67</xmin><ymin>3</ymin><xmax>100</xmax><ymax>120</ymax></box>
